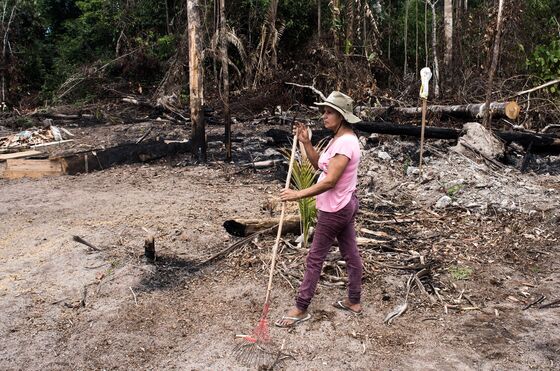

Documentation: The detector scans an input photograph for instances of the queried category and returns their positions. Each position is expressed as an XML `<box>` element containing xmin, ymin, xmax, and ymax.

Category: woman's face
<box><xmin>322</xmin><ymin>106</ymin><xmax>343</xmax><ymax>132</ymax></box>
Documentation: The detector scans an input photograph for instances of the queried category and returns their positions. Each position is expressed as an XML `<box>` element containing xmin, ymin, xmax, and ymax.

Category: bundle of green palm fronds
<box><xmin>281</xmin><ymin>137</ymin><xmax>326</xmax><ymax>249</ymax></box>
<box><xmin>291</xmin><ymin>154</ymin><xmax>318</xmax><ymax>249</ymax></box>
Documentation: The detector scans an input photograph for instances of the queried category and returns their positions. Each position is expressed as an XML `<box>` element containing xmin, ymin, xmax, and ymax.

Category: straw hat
<box><xmin>315</xmin><ymin>91</ymin><xmax>361</xmax><ymax>124</ymax></box>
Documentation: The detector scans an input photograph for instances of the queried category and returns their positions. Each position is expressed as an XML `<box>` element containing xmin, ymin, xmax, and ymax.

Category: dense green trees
<box><xmin>0</xmin><ymin>0</ymin><xmax>558</xmax><ymax>109</ymax></box>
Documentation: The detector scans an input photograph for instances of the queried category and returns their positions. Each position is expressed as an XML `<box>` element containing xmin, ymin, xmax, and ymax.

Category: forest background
<box><xmin>0</xmin><ymin>0</ymin><xmax>559</xmax><ymax>117</ymax></box>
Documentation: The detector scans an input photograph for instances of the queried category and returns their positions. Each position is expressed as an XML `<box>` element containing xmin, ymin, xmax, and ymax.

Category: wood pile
<box><xmin>0</xmin><ymin>124</ymin><xmax>74</xmax><ymax>152</ymax></box>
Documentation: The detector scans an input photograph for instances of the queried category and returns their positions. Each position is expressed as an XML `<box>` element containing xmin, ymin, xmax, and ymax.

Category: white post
<box><xmin>419</xmin><ymin>67</ymin><xmax>432</xmax><ymax>176</ymax></box>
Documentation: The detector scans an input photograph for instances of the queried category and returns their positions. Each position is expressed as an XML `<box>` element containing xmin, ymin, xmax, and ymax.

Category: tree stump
<box><xmin>144</xmin><ymin>235</ymin><xmax>156</xmax><ymax>263</ymax></box>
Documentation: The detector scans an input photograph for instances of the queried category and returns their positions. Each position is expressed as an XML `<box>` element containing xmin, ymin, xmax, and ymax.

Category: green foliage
<box><xmin>15</xmin><ymin>116</ymin><xmax>35</xmax><ymax>128</ymax></box>
<box><xmin>527</xmin><ymin>40</ymin><xmax>560</xmax><ymax>92</ymax></box>
<box><xmin>154</xmin><ymin>35</ymin><xmax>177</xmax><ymax>61</ymax></box>
<box><xmin>344</xmin><ymin>39</ymin><xmax>352</xmax><ymax>55</ymax></box>
<box><xmin>292</xmin><ymin>156</ymin><xmax>318</xmax><ymax>249</ymax></box>
<box><xmin>446</xmin><ymin>184</ymin><xmax>464</xmax><ymax>199</ymax></box>
<box><xmin>282</xmin><ymin>140</ymin><xmax>324</xmax><ymax>249</ymax></box>
<box><xmin>403</xmin><ymin>157</ymin><xmax>411</xmax><ymax>175</ymax></box>
<box><xmin>449</xmin><ymin>266</ymin><xmax>473</xmax><ymax>280</ymax></box>
<box><xmin>67</xmin><ymin>0</ymin><xmax>120</xmax><ymax>60</ymax></box>
<box><xmin>278</xmin><ymin>0</ymin><xmax>315</xmax><ymax>49</ymax></box>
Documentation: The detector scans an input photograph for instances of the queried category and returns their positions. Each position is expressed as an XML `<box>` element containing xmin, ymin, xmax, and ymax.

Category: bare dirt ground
<box><xmin>1</xmin><ymin>122</ymin><xmax>559</xmax><ymax>370</ymax></box>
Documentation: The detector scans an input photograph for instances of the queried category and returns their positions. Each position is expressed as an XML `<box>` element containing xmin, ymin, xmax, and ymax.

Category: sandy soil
<box><xmin>1</xmin><ymin>129</ymin><xmax>559</xmax><ymax>370</ymax></box>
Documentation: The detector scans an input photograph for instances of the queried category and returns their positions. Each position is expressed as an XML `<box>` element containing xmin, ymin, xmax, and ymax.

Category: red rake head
<box><xmin>234</xmin><ymin>304</ymin><xmax>276</xmax><ymax>367</ymax></box>
<box><xmin>249</xmin><ymin>316</ymin><xmax>270</xmax><ymax>343</ymax></box>
<box><xmin>246</xmin><ymin>303</ymin><xmax>271</xmax><ymax>343</ymax></box>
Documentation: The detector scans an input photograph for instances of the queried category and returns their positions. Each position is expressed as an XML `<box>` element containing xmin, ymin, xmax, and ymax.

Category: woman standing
<box><xmin>275</xmin><ymin>91</ymin><xmax>363</xmax><ymax>327</ymax></box>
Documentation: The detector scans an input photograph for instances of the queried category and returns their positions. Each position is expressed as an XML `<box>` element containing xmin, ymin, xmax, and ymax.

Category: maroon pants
<box><xmin>295</xmin><ymin>194</ymin><xmax>362</xmax><ymax>311</ymax></box>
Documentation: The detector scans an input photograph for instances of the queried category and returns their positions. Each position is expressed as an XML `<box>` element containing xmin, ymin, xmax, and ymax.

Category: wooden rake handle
<box><xmin>263</xmin><ymin>133</ymin><xmax>298</xmax><ymax>306</ymax></box>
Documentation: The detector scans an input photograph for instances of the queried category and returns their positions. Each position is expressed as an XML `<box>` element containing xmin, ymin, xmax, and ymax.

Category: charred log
<box><xmin>223</xmin><ymin>215</ymin><xmax>301</xmax><ymax>237</ymax></box>
<box><xmin>267</xmin><ymin>123</ymin><xmax>560</xmax><ymax>154</ymax></box>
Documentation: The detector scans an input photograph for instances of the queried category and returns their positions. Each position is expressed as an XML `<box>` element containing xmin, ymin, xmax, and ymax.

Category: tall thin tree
<box><xmin>404</xmin><ymin>0</ymin><xmax>409</xmax><ymax>77</ymax></box>
<box><xmin>318</xmin><ymin>0</ymin><xmax>321</xmax><ymax>38</ymax></box>
<box><xmin>425</xmin><ymin>0</ymin><xmax>440</xmax><ymax>98</ymax></box>
<box><xmin>424</xmin><ymin>0</ymin><xmax>428</xmax><ymax>66</ymax></box>
<box><xmin>187</xmin><ymin>0</ymin><xmax>207</xmax><ymax>161</ymax></box>
<box><xmin>330</xmin><ymin>0</ymin><xmax>341</xmax><ymax>53</ymax></box>
<box><xmin>415</xmin><ymin>0</ymin><xmax>419</xmax><ymax>78</ymax></box>
<box><xmin>443</xmin><ymin>0</ymin><xmax>453</xmax><ymax>79</ymax></box>
<box><xmin>482</xmin><ymin>0</ymin><xmax>505</xmax><ymax>128</ymax></box>
<box><xmin>1</xmin><ymin>0</ymin><xmax>17</xmax><ymax>109</ymax></box>
<box><xmin>219</xmin><ymin>0</ymin><xmax>231</xmax><ymax>161</ymax></box>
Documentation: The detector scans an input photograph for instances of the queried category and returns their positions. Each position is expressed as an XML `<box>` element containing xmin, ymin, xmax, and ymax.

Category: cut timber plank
<box><xmin>0</xmin><ymin>150</ymin><xmax>44</xmax><ymax>161</ymax></box>
<box><xmin>4</xmin><ymin>159</ymin><xmax>64</xmax><ymax>179</ymax></box>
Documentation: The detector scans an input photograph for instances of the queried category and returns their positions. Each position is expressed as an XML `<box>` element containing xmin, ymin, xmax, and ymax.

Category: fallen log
<box><xmin>267</xmin><ymin>124</ymin><xmax>560</xmax><ymax>154</ymax></box>
<box><xmin>356</xmin><ymin>121</ymin><xmax>560</xmax><ymax>154</ymax></box>
<box><xmin>355</xmin><ymin>121</ymin><xmax>460</xmax><ymax>139</ymax></box>
<box><xmin>358</xmin><ymin>101</ymin><xmax>520</xmax><ymax>120</ymax></box>
<box><xmin>223</xmin><ymin>215</ymin><xmax>301</xmax><ymax>237</ymax></box>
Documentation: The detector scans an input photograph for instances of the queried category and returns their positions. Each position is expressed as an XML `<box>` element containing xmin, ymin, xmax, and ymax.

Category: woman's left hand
<box><xmin>280</xmin><ymin>188</ymin><xmax>301</xmax><ymax>202</ymax></box>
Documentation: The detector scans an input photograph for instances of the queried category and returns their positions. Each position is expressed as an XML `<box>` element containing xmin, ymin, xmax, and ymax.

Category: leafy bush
<box><xmin>527</xmin><ymin>40</ymin><xmax>560</xmax><ymax>93</ymax></box>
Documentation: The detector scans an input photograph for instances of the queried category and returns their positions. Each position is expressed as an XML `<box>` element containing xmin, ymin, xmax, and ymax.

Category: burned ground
<box><xmin>0</xmin><ymin>118</ymin><xmax>559</xmax><ymax>370</ymax></box>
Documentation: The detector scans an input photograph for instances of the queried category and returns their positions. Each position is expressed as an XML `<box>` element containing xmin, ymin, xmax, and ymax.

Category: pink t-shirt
<box><xmin>316</xmin><ymin>134</ymin><xmax>360</xmax><ymax>212</ymax></box>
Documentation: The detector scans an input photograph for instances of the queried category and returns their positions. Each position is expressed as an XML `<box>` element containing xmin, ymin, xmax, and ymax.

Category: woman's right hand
<box><xmin>293</xmin><ymin>122</ymin><xmax>310</xmax><ymax>144</ymax></box>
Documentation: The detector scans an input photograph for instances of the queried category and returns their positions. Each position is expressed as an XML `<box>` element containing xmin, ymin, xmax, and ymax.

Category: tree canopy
<box><xmin>1</xmin><ymin>0</ymin><xmax>559</xmax><ymax>108</ymax></box>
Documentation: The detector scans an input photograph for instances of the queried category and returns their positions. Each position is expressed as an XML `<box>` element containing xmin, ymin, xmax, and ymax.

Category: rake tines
<box><xmin>233</xmin><ymin>307</ymin><xmax>277</xmax><ymax>367</ymax></box>
<box><xmin>233</xmin><ymin>340</ymin><xmax>277</xmax><ymax>368</ymax></box>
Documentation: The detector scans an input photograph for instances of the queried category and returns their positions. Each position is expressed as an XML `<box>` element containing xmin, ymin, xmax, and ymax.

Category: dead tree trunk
<box><xmin>317</xmin><ymin>0</ymin><xmax>321</xmax><ymax>38</ymax></box>
<box><xmin>482</xmin><ymin>0</ymin><xmax>505</xmax><ymax>128</ymax></box>
<box><xmin>266</xmin><ymin>125</ymin><xmax>560</xmax><ymax>154</ymax></box>
<box><xmin>1</xmin><ymin>2</ymin><xmax>17</xmax><ymax>109</ymax></box>
<box><xmin>359</xmin><ymin>101</ymin><xmax>520</xmax><ymax>120</ymax></box>
<box><xmin>415</xmin><ymin>0</ymin><xmax>419</xmax><ymax>78</ymax></box>
<box><xmin>187</xmin><ymin>0</ymin><xmax>207</xmax><ymax>161</ymax></box>
<box><xmin>403</xmin><ymin>0</ymin><xmax>409</xmax><ymax>77</ymax></box>
<box><xmin>218</xmin><ymin>0</ymin><xmax>231</xmax><ymax>161</ymax></box>
<box><xmin>425</xmin><ymin>0</ymin><xmax>440</xmax><ymax>98</ymax></box>
<box><xmin>443</xmin><ymin>0</ymin><xmax>453</xmax><ymax>73</ymax></box>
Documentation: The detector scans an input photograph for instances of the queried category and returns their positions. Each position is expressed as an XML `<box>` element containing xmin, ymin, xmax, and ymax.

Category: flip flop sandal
<box><xmin>333</xmin><ymin>300</ymin><xmax>363</xmax><ymax>315</ymax></box>
<box><xmin>274</xmin><ymin>313</ymin><xmax>312</xmax><ymax>328</ymax></box>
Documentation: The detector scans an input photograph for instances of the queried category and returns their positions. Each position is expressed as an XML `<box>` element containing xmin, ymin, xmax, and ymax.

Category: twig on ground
<box><xmin>196</xmin><ymin>226</ymin><xmax>277</xmax><ymax>268</ymax></box>
<box><xmin>72</xmin><ymin>235</ymin><xmax>101</xmax><ymax>252</ymax></box>
<box><xmin>523</xmin><ymin>295</ymin><xmax>546</xmax><ymax>310</ymax></box>
<box><xmin>539</xmin><ymin>299</ymin><xmax>560</xmax><ymax>309</ymax></box>
<box><xmin>130</xmin><ymin>287</ymin><xmax>138</xmax><ymax>306</ymax></box>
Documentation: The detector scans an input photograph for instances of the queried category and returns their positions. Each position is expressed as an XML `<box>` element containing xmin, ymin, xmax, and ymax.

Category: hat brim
<box><xmin>315</xmin><ymin>101</ymin><xmax>361</xmax><ymax>124</ymax></box>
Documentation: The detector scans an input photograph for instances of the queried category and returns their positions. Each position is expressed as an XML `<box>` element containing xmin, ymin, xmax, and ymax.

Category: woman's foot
<box><xmin>274</xmin><ymin>307</ymin><xmax>311</xmax><ymax>328</ymax></box>
<box><xmin>333</xmin><ymin>299</ymin><xmax>362</xmax><ymax>314</ymax></box>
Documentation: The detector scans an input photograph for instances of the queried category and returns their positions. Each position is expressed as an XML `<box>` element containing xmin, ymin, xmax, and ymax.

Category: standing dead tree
<box><xmin>329</xmin><ymin>0</ymin><xmax>341</xmax><ymax>54</ymax></box>
<box><xmin>187</xmin><ymin>0</ymin><xmax>206</xmax><ymax>161</ymax></box>
<box><xmin>482</xmin><ymin>0</ymin><xmax>505</xmax><ymax>128</ymax></box>
<box><xmin>443</xmin><ymin>0</ymin><xmax>453</xmax><ymax>82</ymax></box>
<box><xmin>1</xmin><ymin>0</ymin><xmax>17</xmax><ymax>110</ymax></box>
<box><xmin>425</xmin><ymin>0</ymin><xmax>440</xmax><ymax>98</ymax></box>
<box><xmin>248</xmin><ymin>0</ymin><xmax>283</xmax><ymax>89</ymax></box>
<box><xmin>218</xmin><ymin>0</ymin><xmax>231</xmax><ymax>161</ymax></box>
<box><xmin>403</xmin><ymin>0</ymin><xmax>410</xmax><ymax>77</ymax></box>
